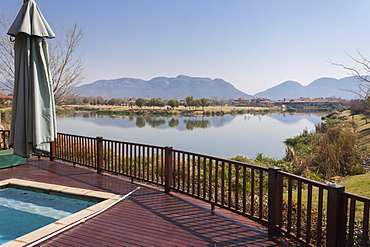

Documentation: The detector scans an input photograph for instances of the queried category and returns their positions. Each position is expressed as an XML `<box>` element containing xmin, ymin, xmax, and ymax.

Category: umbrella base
<box><xmin>0</xmin><ymin>149</ymin><xmax>26</xmax><ymax>169</ymax></box>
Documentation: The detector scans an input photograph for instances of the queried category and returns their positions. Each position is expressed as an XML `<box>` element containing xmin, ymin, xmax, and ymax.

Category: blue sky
<box><xmin>2</xmin><ymin>1</ymin><xmax>370</xmax><ymax>95</ymax></box>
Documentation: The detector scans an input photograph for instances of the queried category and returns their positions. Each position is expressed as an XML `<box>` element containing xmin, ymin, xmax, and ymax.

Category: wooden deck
<box><xmin>0</xmin><ymin>159</ymin><xmax>290</xmax><ymax>246</ymax></box>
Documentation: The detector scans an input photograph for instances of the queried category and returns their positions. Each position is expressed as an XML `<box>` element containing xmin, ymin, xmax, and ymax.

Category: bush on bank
<box><xmin>231</xmin><ymin>111</ymin><xmax>369</xmax><ymax>181</ymax></box>
<box><xmin>283</xmin><ymin>112</ymin><xmax>368</xmax><ymax>179</ymax></box>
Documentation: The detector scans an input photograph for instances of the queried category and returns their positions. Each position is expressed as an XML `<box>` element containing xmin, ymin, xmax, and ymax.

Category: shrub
<box><xmin>284</xmin><ymin>117</ymin><xmax>368</xmax><ymax>179</ymax></box>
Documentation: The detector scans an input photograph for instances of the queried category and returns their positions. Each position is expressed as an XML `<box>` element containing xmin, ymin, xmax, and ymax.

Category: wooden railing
<box><xmin>1</xmin><ymin>131</ymin><xmax>369</xmax><ymax>246</ymax></box>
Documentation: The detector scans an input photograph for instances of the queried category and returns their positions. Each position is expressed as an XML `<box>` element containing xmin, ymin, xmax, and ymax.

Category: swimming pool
<box><xmin>0</xmin><ymin>179</ymin><xmax>121</xmax><ymax>246</ymax></box>
<box><xmin>0</xmin><ymin>187</ymin><xmax>99</xmax><ymax>245</ymax></box>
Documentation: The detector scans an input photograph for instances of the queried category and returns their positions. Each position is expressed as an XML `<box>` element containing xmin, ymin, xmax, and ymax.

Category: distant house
<box><xmin>250</xmin><ymin>97</ymin><xmax>270</xmax><ymax>104</ymax></box>
<box><xmin>126</xmin><ymin>98</ymin><xmax>136</xmax><ymax>107</ymax></box>
<box><xmin>0</xmin><ymin>93</ymin><xmax>12</xmax><ymax>105</ymax></box>
<box><xmin>233</xmin><ymin>97</ymin><xmax>249</xmax><ymax>106</ymax></box>
<box><xmin>234</xmin><ymin>97</ymin><xmax>247</xmax><ymax>102</ymax></box>
<box><xmin>273</xmin><ymin>97</ymin><xmax>349</xmax><ymax>110</ymax></box>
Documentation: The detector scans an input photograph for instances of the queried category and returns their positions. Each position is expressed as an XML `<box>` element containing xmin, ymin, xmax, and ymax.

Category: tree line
<box><xmin>61</xmin><ymin>95</ymin><xmax>244</xmax><ymax>110</ymax></box>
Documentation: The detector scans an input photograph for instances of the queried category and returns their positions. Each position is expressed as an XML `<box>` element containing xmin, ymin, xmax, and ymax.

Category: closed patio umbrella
<box><xmin>8</xmin><ymin>0</ymin><xmax>57</xmax><ymax>157</ymax></box>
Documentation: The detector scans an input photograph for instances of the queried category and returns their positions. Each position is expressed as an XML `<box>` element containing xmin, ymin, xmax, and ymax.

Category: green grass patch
<box><xmin>339</xmin><ymin>173</ymin><xmax>370</xmax><ymax>198</ymax></box>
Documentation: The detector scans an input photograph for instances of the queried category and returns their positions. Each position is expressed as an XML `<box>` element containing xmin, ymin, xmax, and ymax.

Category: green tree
<box><xmin>192</xmin><ymin>99</ymin><xmax>200</xmax><ymax>109</ymax></box>
<box><xmin>199</xmin><ymin>98</ymin><xmax>210</xmax><ymax>111</ymax></box>
<box><xmin>156</xmin><ymin>100</ymin><xmax>165</xmax><ymax>107</ymax></box>
<box><xmin>135</xmin><ymin>98</ymin><xmax>147</xmax><ymax>108</ymax></box>
<box><xmin>168</xmin><ymin>99</ymin><xmax>179</xmax><ymax>109</ymax></box>
<box><xmin>185</xmin><ymin>96</ymin><xmax>194</xmax><ymax>109</ymax></box>
<box><xmin>108</xmin><ymin>98</ymin><xmax>119</xmax><ymax>106</ymax></box>
<box><xmin>148</xmin><ymin>98</ymin><xmax>159</xmax><ymax>109</ymax></box>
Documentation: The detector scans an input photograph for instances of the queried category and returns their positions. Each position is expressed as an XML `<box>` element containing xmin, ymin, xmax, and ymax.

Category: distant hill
<box><xmin>76</xmin><ymin>75</ymin><xmax>361</xmax><ymax>100</ymax></box>
<box><xmin>76</xmin><ymin>75</ymin><xmax>252</xmax><ymax>99</ymax></box>
<box><xmin>254</xmin><ymin>76</ymin><xmax>359</xmax><ymax>100</ymax></box>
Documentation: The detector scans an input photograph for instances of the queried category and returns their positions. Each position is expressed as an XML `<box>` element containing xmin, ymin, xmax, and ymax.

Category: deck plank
<box><xmin>0</xmin><ymin>159</ymin><xmax>289</xmax><ymax>246</ymax></box>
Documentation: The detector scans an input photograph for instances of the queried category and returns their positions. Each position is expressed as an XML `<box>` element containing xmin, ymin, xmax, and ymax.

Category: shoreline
<box><xmin>56</xmin><ymin>104</ymin><xmax>280</xmax><ymax>117</ymax></box>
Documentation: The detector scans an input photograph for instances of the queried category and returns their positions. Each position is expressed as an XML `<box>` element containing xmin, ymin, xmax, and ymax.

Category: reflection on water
<box><xmin>63</xmin><ymin>113</ymin><xmax>228</xmax><ymax>131</ymax></box>
<box><xmin>57</xmin><ymin>113</ymin><xmax>324</xmax><ymax>158</ymax></box>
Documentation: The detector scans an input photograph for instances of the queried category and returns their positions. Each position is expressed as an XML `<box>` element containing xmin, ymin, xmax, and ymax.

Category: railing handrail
<box><xmin>279</xmin><ymin>170</ymin><xmax>330</xmax><ymax>189</ymax></box>
<box><xmin>172</xmin><ymin>148</ymin><xmax>269</xmax><ymax>171</ymax></box>
<box><xmin>58</xmin><ymin>132</ymin><xmax>166</xmax><ymax>150</ymax></box>
<box><xmin>343</xmin><ymin>191</ymin><xmax>370</xmax><ymax>202</ymax></box>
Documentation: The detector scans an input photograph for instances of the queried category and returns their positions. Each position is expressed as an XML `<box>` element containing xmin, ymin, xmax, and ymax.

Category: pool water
<box><xmin>0</xmin><ymin>187</ymin><xmax>98</xmax><ymax>244</ymax></box>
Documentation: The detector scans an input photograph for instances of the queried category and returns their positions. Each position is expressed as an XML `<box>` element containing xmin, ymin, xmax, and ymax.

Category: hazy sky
<box><xmin>2</xmin><ymin>1</ymin><xmax>370</xmax><ymax>95</ymax></box>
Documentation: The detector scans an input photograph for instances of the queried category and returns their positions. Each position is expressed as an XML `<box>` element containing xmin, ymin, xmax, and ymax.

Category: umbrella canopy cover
<box><xmin>8</xmin><ymin>0</ymin><xmax>57</xmax><ymax>157</ymax></box>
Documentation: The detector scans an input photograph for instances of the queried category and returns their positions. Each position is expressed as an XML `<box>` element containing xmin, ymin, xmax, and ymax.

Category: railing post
<box><xmin>268</xmin><ymin>166</ymin><xmax>282</xmax><ymax>236</ymax></box>
<box><xmin>164</xmin><ymin>146</ymin><xmax>173</xmax><ymax>194</ymax></box>
<box><xmin>50</xmin><ymin>140</ymin><xmax>56</xmax><ymax>161</ymax></box>
<box><xmin>326</xmin><ymin>184</ymin><xmax>346</xmax><ymax>247</ymax></box>
<box><xmin>96</xmin><ymin>137</ymin><xmax>103</xmax><ymax>174</ymax></box>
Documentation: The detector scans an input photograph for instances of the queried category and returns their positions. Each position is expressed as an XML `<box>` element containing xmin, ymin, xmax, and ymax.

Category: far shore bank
<box><xmin>56</xmin><ymin>104</ymin><xmax>281</xmax><ymax>117</ymax></box>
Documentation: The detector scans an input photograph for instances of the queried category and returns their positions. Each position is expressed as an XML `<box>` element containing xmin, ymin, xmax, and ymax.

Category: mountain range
<box><xmin>76</xmin><ymin>75</ymin><xmax>360</xmax><ymax>100</ymax></box>
<box><xmin>76</xmin><ymin>75</ymin><xmax>251</xmax><ymax>99</ymax></box>
<box><xmin>254</xmin><ymin>76</ymin><xmax>358</xmax><ymax>100</ymax></box>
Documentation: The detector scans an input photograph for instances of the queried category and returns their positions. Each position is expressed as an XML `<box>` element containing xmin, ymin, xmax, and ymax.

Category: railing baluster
<box><xmin>215</xmin><ymin>160</ymin><xmax>219</xmax><ymax>206</ymax></box>
<box><xmin>203</xmin><ymin>158</ymin><xmax>207</xmax><ymax>200</ymax></box>
<box><xmin>151</xmin><ymin>147</ymin><xmax>154</xmax><ymax>182</ymax></box>
<box><xmin>155</xmin><ymin>148</ymin><xmax>159</xmax><ymax>183</ymax></box>
<box><xmin>221</xmin><ymin>161</ymin><xmax>225</xmax><ymax>206</ymax></box>
<box><xmin>306</xmin><ymin>184</ymin><xmax>313</xmax><ymax>243</ymax></box>
<box><xmin>129</xmin><ymin>144</ymin><xmax>133</xmax><ymax>178</ymax></box>
<box><xmin>191</xmin><ymin>154</ymin><xmax>195</xmax><ymax>195</ymax></box>
<box><xmin>242</xmin><ymin>165</ymin><xmax>246</xmax><ymax>214</ymax></box>
<box><xmin>317</xmin><ymin>187</ymin><xmax>324</xmax><ymax>246</ymax></box>
<box><xmin>209</xmin><ymin>158</ymin><xmax>213</xmax><ymax>202</ymax></box>
<box><xmin>197</xmin><ymin>156</ymin><xmax>201</xmax><ymax>197</ymax></box>
<box><xmin>143</xmin><ymin>146</ymin><xmax>146</xmax><ymax>180</ymax></box>
<box><xmin>183</xmin><ymin>153</ymin><xmax>186</xmax><ymax>191</ymax></box>
<box><xmin>235</xmin><ymin>164</ymin><xmax>239</xmax><ymax>211</ymax></box>
<box><xmin>187</xmin><ymin>153</ymin><xmax>190</xmax><ymax>193</ymax></box>
<box><xmin>228</xmin><ymin>162</ymin><xmax>232</xmax><ymax>207</ymax></box>
<box><xmin>348</xmin><ymin>198</ymin><xmax>356</xmax><ymax>246</ymax></box>
<box><xmin>259</xmin><ymin>170</ymin><xmax>263</xmax><ymax>219</ymax></box>
<box><xmin>287</xmin><ymin>178</ymin><xmax>292</xmax><ymax>232</ymax></box>
<box><xmin>297</xmin><ymin>181</ymin><xmax>302</xmax><ymax>239</ymax></box>
<box><xmin>115</xmin><ymin>142</ymin><xmax>119</xmax><ymax>173</ymax></box>
<box><xmin>161</xmin><ymin>148</ymin><xmax>165</xmax><ymax>184</ymax></box>
<box><xmin>362</xmin><ymin>203</ymin><xmax>369</xmax><ymax>246</ymax></box>
<box><xmin>251</xmin><ymin>169</ymin><xmax>255</xmax><ymax>216</ymax></box>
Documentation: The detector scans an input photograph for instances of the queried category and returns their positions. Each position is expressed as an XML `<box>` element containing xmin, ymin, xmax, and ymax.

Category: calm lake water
<box><xmin>56</xmin><ymin>113</ymin><xmax>324</xmax><ymax>159</ymax></box>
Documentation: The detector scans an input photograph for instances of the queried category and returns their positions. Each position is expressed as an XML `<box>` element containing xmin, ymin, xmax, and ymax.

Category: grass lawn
<box><xmin>339</xmin><ymin>173</ymin><xmax>370</xmax><ymax>198</ymax></box>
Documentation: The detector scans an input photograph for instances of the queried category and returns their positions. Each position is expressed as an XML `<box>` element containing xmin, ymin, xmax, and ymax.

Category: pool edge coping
<box><xmin>0</xmin><ymin>178</ymin><xmax>121</xmax><ymax>247</ymax></box>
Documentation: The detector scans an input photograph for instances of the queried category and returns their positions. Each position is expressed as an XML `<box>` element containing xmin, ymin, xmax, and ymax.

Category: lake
<box><xmin>56</xmin><ymin>112</ymin><xmax>324</xmax><ymax>159</ymax></box>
